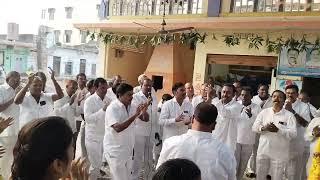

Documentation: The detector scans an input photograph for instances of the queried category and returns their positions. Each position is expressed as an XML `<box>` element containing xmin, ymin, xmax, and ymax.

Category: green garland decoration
<box><xmin>222</xmin><ymin>33</ymin><xmax>320</xmax><ymax>54</ymax></box>
<box><xmin>87</xmin><ymin>31</ymin><xmax>207</xmax><ymax>48</ymax></box>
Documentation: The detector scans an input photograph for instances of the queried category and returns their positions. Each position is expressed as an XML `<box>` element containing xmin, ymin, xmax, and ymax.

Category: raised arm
<box><xmin>49</xmin><ymin>69</ymin><xmax>64</xmax><ymax>101</ymax></box>
<box><xmin>14</xmin><ymin>74</ymin><xmax>34</xmax><ymax>105</ymax></box>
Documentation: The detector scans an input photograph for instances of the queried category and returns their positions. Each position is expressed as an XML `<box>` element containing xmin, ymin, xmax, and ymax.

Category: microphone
<box><xmin>148</xmin><ymin>92</ymin><xmax>152</xmax><ymax>105</ymax></box>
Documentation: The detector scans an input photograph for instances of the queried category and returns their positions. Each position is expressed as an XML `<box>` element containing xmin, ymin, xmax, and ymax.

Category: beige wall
<box><xmin>104</xmin><ymin>44</ymin><xmax>154</xmax><ymax>86</ymax></box>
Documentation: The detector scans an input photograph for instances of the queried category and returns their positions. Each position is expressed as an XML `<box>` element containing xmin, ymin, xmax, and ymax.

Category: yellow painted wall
<box><xmin>193</xmin><ymin>31</ymin><xmax>319</xmax><ymax>92</ymax></box>
<box><xmin>104</xmin><ymin>44</ymin><xmax>154</xmax><ymax>86</ymax></box>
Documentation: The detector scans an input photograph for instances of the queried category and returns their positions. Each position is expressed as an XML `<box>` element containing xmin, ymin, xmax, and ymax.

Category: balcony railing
<box><xmin>111</xmin><ymin>0</ymin><xmax>204</xmax><ymax>16</ymax></box>
<box><xmin>231</xmin><ymin>0</ymin><xmax>320</xmax><ymax>13</ymax></box>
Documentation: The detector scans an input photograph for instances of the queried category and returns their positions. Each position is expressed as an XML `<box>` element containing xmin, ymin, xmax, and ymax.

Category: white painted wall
<box><xmin>47</xmin><ymin>47</ymin><xmax>99</xmax><ymax>79</ymax></box>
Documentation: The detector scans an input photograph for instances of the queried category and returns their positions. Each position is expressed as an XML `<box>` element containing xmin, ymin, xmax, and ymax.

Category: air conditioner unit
<box><xmin>7</xmin><ymin>23</ymin><xmax>19</xmax><ymax>41</ymax></box>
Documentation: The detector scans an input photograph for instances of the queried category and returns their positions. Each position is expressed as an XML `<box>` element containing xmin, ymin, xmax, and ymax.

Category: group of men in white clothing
<box><xmin>2</xmin><ymin>70</ymin><xmax>320</xmax><ymax>180</ymax></box>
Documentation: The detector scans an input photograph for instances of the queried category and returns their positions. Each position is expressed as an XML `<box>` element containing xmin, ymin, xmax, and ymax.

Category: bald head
<box><xmin>138</xmin><ymin>74</ymin><xmax>147</xmax><ymax>85</ymax></box>
<box><xmin>65</xmin><ymin>80</ymin><xmax>78</xmax><ymax>97</ymax></box>
<box><xmin>113</xmin><ymin>75</ymin><xmax>122</xmax><ymax>85</ymax></box>
<box><xmin>6</xmin><ymin>71</ymin><xmax>20</xmax><ymax>89</ymax></box>
<box><xmin>185</xmin><ymin>82</ymin><xmax>194</xmax><ymax>98</ymax></box>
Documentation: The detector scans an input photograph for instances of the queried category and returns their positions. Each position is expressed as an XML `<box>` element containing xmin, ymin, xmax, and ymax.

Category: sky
<box><xmin>0</xmin><ymin>0</ymin><xmax>64</xmax><ymax>34</ymax></box>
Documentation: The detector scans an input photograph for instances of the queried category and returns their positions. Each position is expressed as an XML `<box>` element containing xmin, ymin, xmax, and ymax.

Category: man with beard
<box><xmin>252</xmin><ymin>90</ymin><xmax>297</xmax><ymax>180</ymax></box>
<box><xmin>212</xmin><ymin>83</ymin><xmax>242</xmax><ymax>152</ymax></box>
<box><xmin>159</xmin><ymin>82</ymin><xmax>194</xmax><ymax>140</ymax></box>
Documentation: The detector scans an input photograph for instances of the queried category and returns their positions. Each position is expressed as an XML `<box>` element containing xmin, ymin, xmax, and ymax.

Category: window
<box><xmin>41</xmin><ymin>9</ymin><xmax>46</xmax><ymax>19</ymax></box>
<box><xmin>65</xmin><ymin>7</ymin><xmax>73</xmax><ymax>19</ymax></box>
<box><xmin>53</xmin><ymin>56</ymin><xmax>61</xmax><ymax>76</ymax></box>
<box><xmin>91</xmin><ymin>64</ymin><xmax>96</xmax><ymax>76</ymax></box>
<box><xmin>48</xmin><ymin>8</ymin><xmax>55</xmax><ymax>20</ymax></box>
<box><xmin>64</xmin><ymin>30</ymin><xmax>72</xmax><ymax>43</ymax></box>
<box><xmin>80</xmin><ymin>31</ymin><xmax>87</xmax><ymax>43</ymax></box>
<box><xmin>96</xmin><ymin>4</ymin><xmax>101</xmax><ymax>17</ymax></box>
<box><xmin>233</xmin><ymin>0</ymin><xmax>318</xmax><ymax>12</ymax></box>
<box><xmin>54</xmin><ymin>30</ymin><xmax>60</xmax><ymax>44</ymax></box>
<box><xmin>79</xmin><ymin>59</ymin><xmax>86</xmax><ymax>74</ymax></box>
<box><xmin>65</xmin><ymin>62</ymin><xmax>73</xmax><ymax>75</ymax></box>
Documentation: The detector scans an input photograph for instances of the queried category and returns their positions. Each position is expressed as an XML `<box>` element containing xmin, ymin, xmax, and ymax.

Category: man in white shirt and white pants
<box><xmin>104</xmin><ymin>83</ymin><xmax>148</xmax><ymax>180</ymax></box>
<box><xmin>157</xmin><ymin>102</ymin><xmax>237</xmax><ymax>180</ymax></box>
<box><xmin>284</xmin><ymin>85</ymin><xmax>311</xmax><ymax>180</ymax></box>
<box><xmin>54</xmin><ymin>80</ymin><xmax>84</xmax><ymax>135</ymax></box>
<box><xmin>212</xmin><ymin>83</ymin><xmax>242</xmax><ymax>152</ymax></box>
<box><xmin>84</xmin><ymin>78</ymin><xmax>110</xmax><ymax>180</ymax></box>
<box><xmin>14</xmin><ymin>70</ymin><xmax>64</xmax><ymax>129</ymax></box>
<box><xmin>159</xmin><ymin>82</ymin><xmax>194</xmax><ymax>140</ymax></box>
<box><xmin>131</xmin><ymin>78</ymin><xmax>159</xmax><ymax>180</ymax></box>
<box><xmin>247</xmin><ymin>84</ymin><xmax>273</xmax><ymax>178</ymax></box>
<box><xmin>0</xmin><ymin>71</ymin><xmax>20</xmax><ymax>179</ymax></box>
<box><xmin>235</xmin><ymin>87</ymin><xmax>261</xmax><ymax>180</ymax></box>
<box><xmin>252</xmin><ymin>90</ymin><xmax>297</xmax><ymax>180</ymax></box>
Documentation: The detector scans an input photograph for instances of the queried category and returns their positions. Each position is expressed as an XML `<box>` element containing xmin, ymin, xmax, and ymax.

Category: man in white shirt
<box><xmin>159</xmin><ymin>82</ymin><xmax>193</xmax><ymax>140</ymax></box>
<box><xmin>192</xmin><ymin>83</ymin><xmax>219</xmax><ymax>108</ymax></box>
<box><xmin>252</xmin><ymin>90</ymin><xmax>297</xmax><ymax>180</ymax></box>
<box><xmin>157</xmin><ymin>102</ymin><xmax>237</xmax><ymax>180</ymax></box>
<box><xmin>247</xmin><ymin>84</ymin><xmax>273</xmax><ymax>178</ymax></box>
<box><xmin>212</xmin><ymin>83</ymin><xmax>242</xmax><ymax>152</ymax></box>
<box><xmin>299</xmin><ymin>91</ymin><xmax>320</xmax><ymax>119</ymax></box>
<box><xmin>75</xmin><ymin>73</ymin><xmax>88</xmax><ymax>133</ymax></box>
<box><xmin>235</xmin><ymin>87</ymin><xmax>261</xmax><ymax>180</ymax></box>
<box><xmin>284</xmin><ymin>85</ymin><xmax>311</xmax><ymax>180</ymax></box>
<box><xmin>106</xmin><ymin>75</ymin><xmax>122</xmax><ymax>101</ymax></box>
<box><xmin>0</xmin><ymin>71</ymin><xmax>20</xmax><ymax>179</ymax></box>
<box><xmin>132</xmin><ymin>78</ymin><xmax>159</xmax><ymax>180</ymax></box>
<box><xmin>104</xmin><ymin>83</ymin><xmax>148</xmax><ymax>180</ymax></box>
<box><xmin>14</xmin><ymin>70</ymin><xmax>63</xmax><ymax>129</ymax></box>
<box><xmin>84</xmin><ymin>78</ymin><xmax>110</xmax><ymax>180</ymax></box>
<box><xmin>54</xmin><ymin>80</ymin><xmax>84</xmax><ymax>135</ymax></box>
<box><xmin>75</xmin><ymin>79</ymin><xmax>96</xmax><ymax>159</ymax></box>
<box><xmin>185</xmin><ymin>82</ymin><xmax>194</xmax><ymax>103</ymax></box>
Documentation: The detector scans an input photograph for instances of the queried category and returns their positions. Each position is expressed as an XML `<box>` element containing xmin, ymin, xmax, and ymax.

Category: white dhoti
<box><xmin>132</xmin><ymin>135</ymin><xmax>154</xmax><ymax>180</ymax></box>
<box><xmin>0</xmin><ymin>136</ymin><xmax>17</xmax><ymax>179</ymax></box>
<box><xmin>256</xmin><ymin>154</ymin><xmax>286</xmax><ymax>180</ymax></box>
<box><xmin>247</xmin><ymin>134</ymin><xmax>259</xmax><ymax>174</ymax></box>
<box><xmin>106</xmin><ymin>153</ymin><xmax>132</xmax><ymax>180</ymax></box>
<box><xmin>75</xmin><ymin>121</ymin><xmax>87</xmax><ymax>159</ymax></box>
<box><xmin>85</xmin><ymin>138</ymin><xmax>103</xmax><ymax>180</ymax></box>
<box><xmin>286</xmin><ymin>153</ymin><xmax>305</xmax><ymax>180</ymax></box>
<box><xmin>235</xmin><ymin>143</ymin><xmax>253</xmax><ymax>180</ymax></box>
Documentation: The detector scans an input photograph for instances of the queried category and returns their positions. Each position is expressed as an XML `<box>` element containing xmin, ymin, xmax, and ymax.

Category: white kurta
<box><xmin>19</xmin><ymin>92</ymin><xmax>54</xmax><ymax>129</ymax></box>
<box><xmin>84</xmin><ymin>93</ymin><xmax>109</xmax><ymax>179</ymax></box>
<box><xmin>104</xmin><ymin>99</ymin><xmax>136</xmax><ymax>180</ymax></box>
<box><xmin>106</xmin><ymin>87</ymin><xmax>117</xmax><ymax>101</ymax></box>
<box><xmin>0</xmin><ymin>83</ymin><xmax>20</xmax><ymax>180</ymax></box>
<box><xmin>252</xmin><ymin>95</ymin><xmax>273</xmax><ymax>110</ymax></box>
<box><xmin>54</xmin><ymin>93</ymin><xmax>81</xmax><ymax>132</ymax></box>
<box><xmin>288</xmin><ymin>100</ymin><xmax>311</xmax><ymax>157</ymax></box>
<box><xmin>308</xmin><ymin>103</ymin><xmax>320</xmax><ymax>118</ymax></box>
<box><xmin>131</xmin><ymin>91</ymin><xmax>159</xmax><ymax>180</ymax></box>
<box><xmin>159</xmin><ymin>98</ymin><xmax>194</xmax><ymax>140</ymax></box>
<box><xmin>212</xmin><ymin>99</ymin><xmax>242</xmax><ymax>152</ymax></box>
<box><xmin>157</xmin><ymin>129</ymin><xmax>236</xmax><ymax>180</ymax></box>
<box><xmin>252</xmin><ymin>107</ymin><xmax>297</xmax><ymax>162</ymax></box>
<box><xmin>0</xmin><ymin>83</ymin><xmax>20</xmax><ymax>136</ymax></box>
<box><xmin>237</xmin><ymin>102</ymin><xmax>261</xmax><ymax>145</ymax></box>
